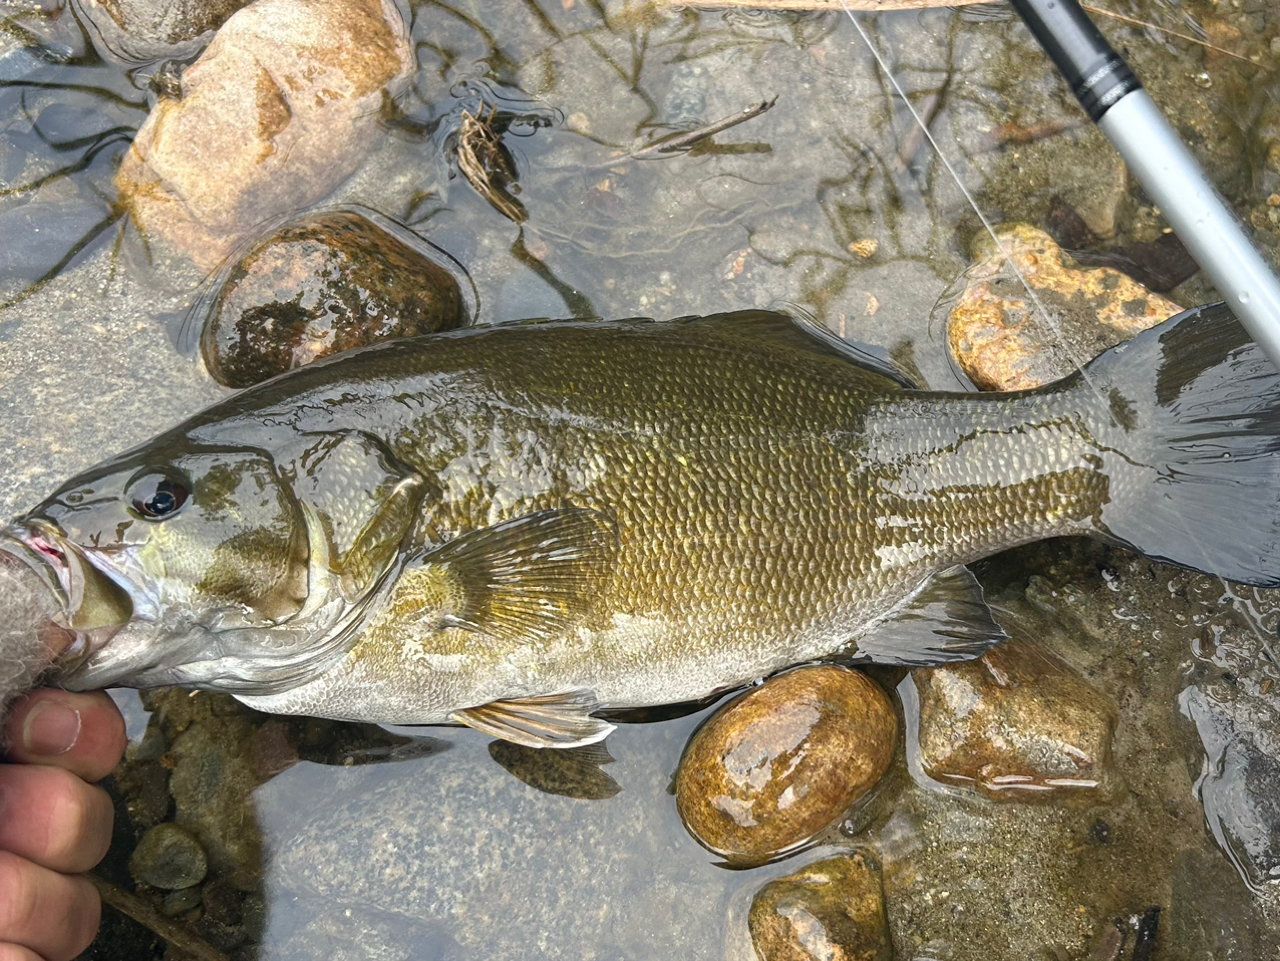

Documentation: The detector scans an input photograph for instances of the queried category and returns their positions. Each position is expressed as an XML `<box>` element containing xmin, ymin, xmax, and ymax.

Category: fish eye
<box><xmin>127</xmin><ymin>470</ymin><xmax>191</xmax><ymax>521</ymax></box>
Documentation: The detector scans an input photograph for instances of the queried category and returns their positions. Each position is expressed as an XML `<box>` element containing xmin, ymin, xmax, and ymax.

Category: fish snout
<box><xmin>1</xmin><ymin>523</ymin><xmax>133</xmax><ymax>680</ymax></box>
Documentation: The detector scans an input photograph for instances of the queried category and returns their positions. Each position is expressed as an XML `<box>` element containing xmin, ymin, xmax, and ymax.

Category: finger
<box><xmin>0</xmin><ymin>943</ymin><xmax>43</xmax><ymax>961</ymax></box>
<box><xmin>3</xmin><ymin>690</ymin><xmax>126</xmax><ymax>782</ymax></box>
<box><xmin>0</xmin><ymin>851</ymin><xmax>99</xmax><ymax>961</ymax></box>
<box><xmin>0</xmin><ymin>766</ymin><xmax>113</xmax><ymax>873</ymax></box>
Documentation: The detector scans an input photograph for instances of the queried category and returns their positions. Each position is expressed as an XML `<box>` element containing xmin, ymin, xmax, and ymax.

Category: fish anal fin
<box><xmin>451</xmin><ymin>690</ymin><xmax>616</xmax><ymax>749</ymax></box>
<box><xmin>853</xmin><ymin>565</ymin><xmax>1007</xmax><ymax>666</ymax></box>
<box><xmin>424</xmin><ymin>507</ymin><xmax>616</xmax><ymax>644</ymax></box>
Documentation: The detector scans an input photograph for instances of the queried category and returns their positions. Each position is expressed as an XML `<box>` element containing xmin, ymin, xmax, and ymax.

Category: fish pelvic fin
<box><xmin>452</xmin><ymin>690</ymin><xmax>616</xmax><ymax>749</ymax></box>
<box><xmin>851</xmin><ymin>565</ymin><xmax>1007</xmax><ymax>665</ymax></box>
<box><xmin>1081</xmin><ymin>302</ymin><xmax>1280</xmax><ymax>587</ymax></box>
<box><xmin>425</xmin><ymin>507</ymin><xmax>617</xmax><ymax>644</ymax></box>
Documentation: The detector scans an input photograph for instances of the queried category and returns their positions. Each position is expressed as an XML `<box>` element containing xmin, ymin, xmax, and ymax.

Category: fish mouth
<box><xmin>1</xmin><ymin>522</ymin><xmax>134</xmax><ymax>678</ymax></box>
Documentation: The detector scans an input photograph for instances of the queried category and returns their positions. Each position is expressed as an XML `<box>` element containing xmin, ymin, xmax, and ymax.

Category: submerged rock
<box><xmin>129</xmin><ymin>822</ymin><xmax>208</xmax><ymax>890</ymax></box>
<box><xmin>115</xmin><ymin>0</ymin><xmax>413</xmax><ymax>272</ymax></box>
<box><xmin>1179</xmin><ymin>682</ymin><xmax>1280</xmax><ymax>888</ymax></box>
<box><xmin>259</xmin><ymin>720</ymin><xmax>736</xmax><ymax>961</ymax></box>
<box><xmin>748</xmin><ymin>853</ymin><xmax>892</xmax><ymax>961</ymax></box>
<box><xmin>946</xmin><ymin>224</ymin><xmax>1181</xmax><ymax>390</ymax></box>
<box><xmin>75</xmin><ymin>0</ymin><xmax>251</xmax><ymax>62</ymax></box>
<box><xmin>675</xmin><ymin>666</ymin><xmax>897</xmax><ymax>864</ymax></box>
<box><xmin>199</xmin><ymin>210</ymin><xmax>468</xmax><ymax>388</ymax></box>
<box><xmin>909</xmin><ymin>635</ymin><xmax>1118</xmax><ymax>803</ymax></box>
<box><xmin>160</xmin><ymin>884</ymin><xmax>203</xmax><ymax>916</ymax></box>
<box><xmin>158</xmin><ymin>692</ymin><xmax>264</xmax><ymax>890</ymax></box>
<box><xmin>1169</xmin><ymin>848</ymin><xmax>1271</xmax><ymax>959</ymax></box>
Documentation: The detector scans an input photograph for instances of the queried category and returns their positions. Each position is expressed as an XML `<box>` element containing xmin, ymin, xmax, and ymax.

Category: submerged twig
<box><xmin>631</xmin><ymin>97</ymin><xmax>777</xmax><ymax>160</ymax></box>
<box><xmin>1081</xmin><ymin>4</ymin><xmax>1266</xmax><ymax>68</ymax></box>
<box><xmin>89</xmin><ymin>874</ymin><xmax>232</xmax><ymax>961</ymax></box>
<box><xmin>592</xmin><ymin>98</ymin><xmax>777</xmax><ymax>170</ymax></box>
<box><xmin>893</xmin><ymin>90</ymin><xmax>942</xmax><ymax>173</ymax></box>
<box><xmin>457</xmin><ymin>105</ymin><xmax>527</xmax><ymax>224</ymax></box>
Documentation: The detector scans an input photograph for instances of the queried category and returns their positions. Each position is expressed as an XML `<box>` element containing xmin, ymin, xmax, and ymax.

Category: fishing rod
<box><xmin>1009</xmin><ymin>0</ymin><xmax>1280</xmax><ymax>373</ymax></box>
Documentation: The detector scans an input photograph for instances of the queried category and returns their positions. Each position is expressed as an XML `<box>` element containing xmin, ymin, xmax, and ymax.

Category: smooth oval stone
<box><xmin>748</xmin><ymin>853</ymin><xmax>892</xmax><ymax>961</ymax></box>
<box><xmin>201</xmin><ymin>211</ymin><xmax>466</xmax><ymax>388</ymax></box>
<box><xmin>161</xmin><ymin>885</ymin><xmax>203</xmax><ymax>917</ymax></box>
<box><xmin>675</xmin><ymin>665</ymin><xmax>897</xmax><ymax>864</ymax></box>
<box><xmin>129</xmin><ymin>822</ymin><xmax>208</xmax><ymax>890</ymax></box>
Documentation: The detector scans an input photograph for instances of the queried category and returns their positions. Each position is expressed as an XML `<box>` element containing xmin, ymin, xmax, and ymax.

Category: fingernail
<box><xmin>22</xmin><ymin>700</ymin><xmax>82</xmax><ymax>756</ymax></box>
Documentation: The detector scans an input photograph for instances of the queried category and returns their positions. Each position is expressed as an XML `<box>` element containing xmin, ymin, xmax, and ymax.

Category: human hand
<box><xmin>0</xmin><ymin>689</ymin><xmax>126</xmax><ymax>961</ymax></box>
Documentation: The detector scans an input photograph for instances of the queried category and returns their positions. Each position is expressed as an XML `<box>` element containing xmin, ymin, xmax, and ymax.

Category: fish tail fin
<box><xmin>1082</xmin><ymin>302</ymin><xmax>1280</xmax><ymax>586</ymax></box>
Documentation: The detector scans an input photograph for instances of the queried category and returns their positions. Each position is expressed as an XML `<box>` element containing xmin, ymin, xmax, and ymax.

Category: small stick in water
<box><xmin>625</xmin><ymin>98</ymin><xmax>778</xmax><ymax>162</ymax></box>
<box><xmin>89</xmin><ymin>875</ymin><xmax>232</xmax><ymax>961</ymax></box>
<box><xmin>585</xmin><ymin>99</ymin><xmax>777</xmax><ymax>171</ymax></box>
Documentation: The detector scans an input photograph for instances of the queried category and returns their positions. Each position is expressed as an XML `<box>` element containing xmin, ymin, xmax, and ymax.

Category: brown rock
<box><xmin>166</xmin><ymin>703</ymin><xmax>263</xmax><ymax>889</ymax></box>
<box><xmin>199</xmin><ymin>210</ymin><xmax>467</xmax><ymax>388</ymax></box>
<box><xmin>910</xmin><ymin>635</ymin><xmax>1118</xmax><ymax>803</ymax></box>
<box><xmin>128</xmin><ymin>822</ymin><xmax>208</xmax><ymax>890</ymax></box>
<box><xmin>115</xmin><ymin>0</ymin><xmax>413</xmax><ymax>272</ymax></box>
<box><xmin>946</xmin><ymin>224</ymin><xmax>1181</xmax><ymax>390</ymax></box>
<box><xmin>748</xmin><ymin>853</ymin><xmax>891</xmax><ymax>961</ymax></box>
<box><xmin>675</xmin><ymin>666</ymin><xmax>897</xmax><ymax>864</ymax></box>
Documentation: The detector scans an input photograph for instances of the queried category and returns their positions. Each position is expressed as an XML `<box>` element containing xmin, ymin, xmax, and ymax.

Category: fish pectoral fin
<box><xmin>451</xmin><ymin>690</ymin><xmax>616</xmax><ymax>749</ymax></box>
<box><xmin>852</xmin><ymin>565</ymin><xmax>1007</xmax><ymax>666</ymax></box>
<box><xmin>424</xmin><ymin>507</ymin><xmax>617</xmax><ymax>644</ymax></box>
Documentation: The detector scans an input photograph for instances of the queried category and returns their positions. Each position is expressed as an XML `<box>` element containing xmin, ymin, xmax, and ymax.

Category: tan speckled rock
<box><xmin>115</xmin><ymin>0</ymin><xmax>413</xmax><ymax>272</ymax></box>
<box><xmin>947</xmin><ymin>224</ymin><xmax>1181</xmax><ymax>390</ymax></box>
<box><xmin>748</xmin><ymin>853</ymin><xmax>891</xmax><ymax>961</ymax></box>
<box><xmin>675</xmin><ymin>666</ymin><xmax>897</xmax><ymax>864</ymax></box>
<box><xmin>910</xmin><ymin>635</ymin><xmax>1118</xmax><ymax>803</ymax></box>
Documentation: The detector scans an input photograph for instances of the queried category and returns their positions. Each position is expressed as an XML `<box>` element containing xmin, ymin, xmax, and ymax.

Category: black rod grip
<box><xmin>1008</xmin><ymin>0</ymin><xmax>1141</xmax><ymax>120</ymax></box>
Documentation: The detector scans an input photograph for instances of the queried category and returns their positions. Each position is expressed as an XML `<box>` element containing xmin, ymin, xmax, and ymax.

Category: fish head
<box><xmin>8</xmin><ymin>427</ymin><xmax>426</xmax><ymax>694</ymax></box>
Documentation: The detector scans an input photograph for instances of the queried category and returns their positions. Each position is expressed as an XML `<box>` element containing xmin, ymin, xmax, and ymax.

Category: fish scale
<box><xmin>13</xmin><ymin>305</ymin><xmax>1280</xmax><ymax>747</ymax></box>
<box><xmin>226</xmin><ymin>318</ymin><xmax>1105</xmax><ymax>717</ymax></box>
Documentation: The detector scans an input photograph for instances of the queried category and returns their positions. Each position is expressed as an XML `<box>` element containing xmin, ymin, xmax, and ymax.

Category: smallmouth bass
<box><xmin>5</xmin><ymin>305</ymin><xmax>1279</xmax><ymax>747</ymax></box>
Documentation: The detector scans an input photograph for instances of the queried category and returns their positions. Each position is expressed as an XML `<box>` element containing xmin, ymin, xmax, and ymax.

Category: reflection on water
<box><xmin>2</xmin><ymin>0</ymin><xmax>1280</xmax><ymax>958</ymax></box>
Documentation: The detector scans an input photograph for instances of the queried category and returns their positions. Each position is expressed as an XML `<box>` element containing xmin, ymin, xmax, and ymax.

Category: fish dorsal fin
<box><xmin>424</xmin><ymin>507</ymin><xmax>617</xmax><ymax>644</ymax></box>
<box><xmin>852</xmin><ymin>565</ymin><xmax>1007</xmax><ymax>665</ymax></box>
<box><xmin>670</xmin><ymin>309</ymin><xmax>918</xmax><ymax>388</ymax></box>
<box><xmin>279</xmin><ymin>431</ymin><xmax>427</xmax><ymax>602</ymax></box>
<box><xmin>452</xmin><ymin>691</ymin><xmax>616</xmax><ymax>748</ymax></box>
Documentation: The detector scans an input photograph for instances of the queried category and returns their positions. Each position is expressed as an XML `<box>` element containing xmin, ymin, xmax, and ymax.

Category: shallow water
<box><xmin>1</xmin><ymin>0</ymin><xmax>1279</xmax><ymax>958</ymax></box>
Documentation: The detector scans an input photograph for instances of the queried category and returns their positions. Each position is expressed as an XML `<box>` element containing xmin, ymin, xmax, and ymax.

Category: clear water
<box><xmin>1</xmin><ymin>0</ymin><xmax>1278</xmax><ymax>958</ymax></box>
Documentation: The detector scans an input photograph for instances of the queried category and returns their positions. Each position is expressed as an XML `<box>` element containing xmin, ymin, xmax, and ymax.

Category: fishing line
<box><xmin>837</xmin><ymin>4</ymin><xmax>1280</xmax><ymax>671</ymax></box>
<box><xmin>836</xmin><ymin>2</ymin><xmax>1108</xmax><ymax>403</ymax></box>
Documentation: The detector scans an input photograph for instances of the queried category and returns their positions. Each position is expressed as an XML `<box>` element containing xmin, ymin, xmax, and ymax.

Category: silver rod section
<box><xmin>1099</xmin><ymin>90</ymin><xmax>1280</xmax><ymax>370</ymax></box>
